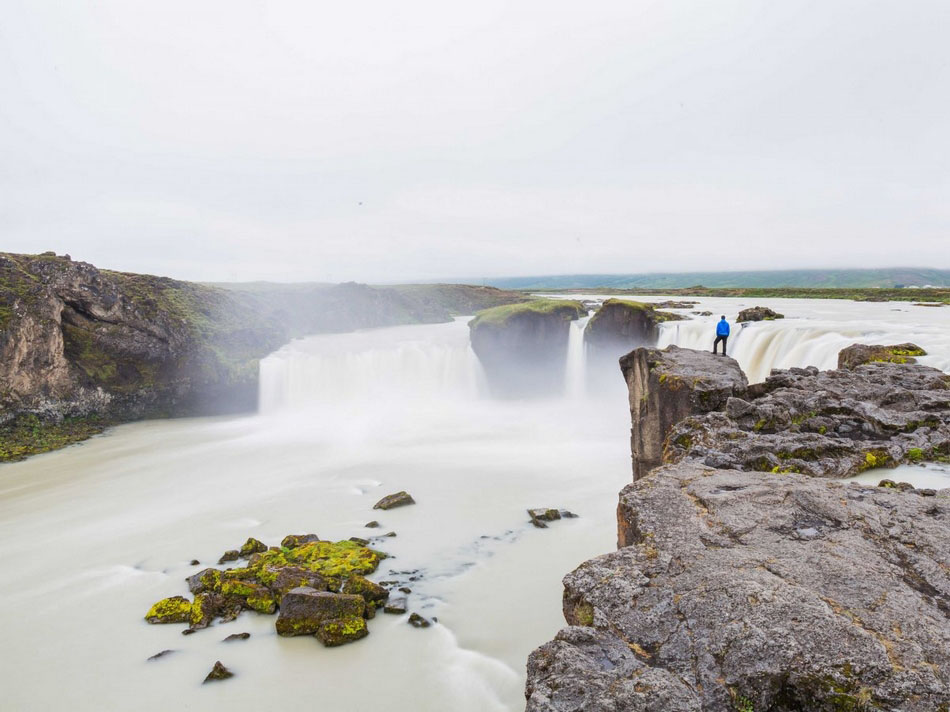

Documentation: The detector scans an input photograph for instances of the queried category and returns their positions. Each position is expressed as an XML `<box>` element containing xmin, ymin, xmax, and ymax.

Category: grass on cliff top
<box><xmin>588</xmin><ymin>299</ymin><xmax>683</xmax><ymax>325</ymax></box>
<box><xmin>526</xmin><ymin>286</ymin><xmax>950</xmax><ymax>304</ymax></box>
<box><xmin>0</xmin><ymin>414</ymin><xmax>109</xmax><ymax>462</ymax></box>
<box><xmin>468</xmin><ymin>299</ymin><xmax>585</xmax><ymax>328</ymax></box>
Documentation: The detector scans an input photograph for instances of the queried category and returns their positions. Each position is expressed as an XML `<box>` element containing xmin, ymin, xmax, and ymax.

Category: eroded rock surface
<box><xmin>667</xmin><ymin>361</ymin><xmax>950</xmax><ymax>477</ymax></box>
<box><xmin>528</xmin><ymin>463</ymin><xmax>950</xmax><ymax>712</ymax></box>
<box><xmin>620</xmin><ymin>345</ymin><xmax>748</xmax><ymax>479</ymax></box>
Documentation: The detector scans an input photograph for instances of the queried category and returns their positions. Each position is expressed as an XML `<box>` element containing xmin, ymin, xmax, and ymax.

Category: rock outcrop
<box><xmin>619</xmin><ymin>346</ymin><xmax>748</xmax><ymax>479</ymax></box>
<box><xmin>526</xmin><ymin>345</ymin><xmax>950</xmax><ymax>711</ymax></box>
<box><xmin>737</xmin><ymin>305</ymin><xmax>784</xmax><ymax>322</ymax></box>
<box><xmin>527</xmin><ymin>462</ymin><xmax>950</xmax><ymax>712</ymax></box>
<box><xmin>584</xmin><ymin>300</ymin><xmax>683</xmax><ymax>392</ymax></box>
<box><xmin>838</xmin><ymin>343</ymin><xmax>927</xmax><ymax>369</ymax></box>
<box><xmin>0</xmin><ymin>251</ymin><xmax>526</xmax><ymax>460</ymax></box>
<box><xmin>468</xmin><ymin>300</ymin><xmax>585</xmax><ymax>397</ymax></box>
<box><xmin>146</xmin><ymin>536</ymin><xmax>387</xmax><ymax>646</ymax></box>
<box><xmin>666</xmin><ymin>361</ymin><xmax>950</xmax><ymax>478</ymax></box>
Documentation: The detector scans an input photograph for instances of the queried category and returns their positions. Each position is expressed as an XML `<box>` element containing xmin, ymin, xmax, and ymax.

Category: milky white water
<box><xmin>1</xmin><ymin>300</ymin><xmax>949</xmax><ymax>711</ymax></box>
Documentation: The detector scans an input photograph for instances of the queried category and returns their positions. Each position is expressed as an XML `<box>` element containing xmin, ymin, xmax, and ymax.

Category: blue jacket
<box><xmin>716</xmin><ymin>319</ymin><xmax>730</xmax><ymax>336</ymax></box>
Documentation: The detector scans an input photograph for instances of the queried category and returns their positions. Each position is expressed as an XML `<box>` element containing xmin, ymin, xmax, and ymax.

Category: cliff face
<box><xmin>468</xmin><ymin>300</ymin><xmax>585</xmax><ymax>397</ymax></box>
<box><xmin>584</xmin><ymin>300</ymin><xmax>684</xmax><ymax>392</ymax></box>
<box><xmin>0</xmin><ymin>252</ymin><xmax>526</xmax><ymax>459</ymax></box>
<box><xmin>525</xmin><ymin>346</ymin><xmax>950</xmax><ymax>712</ymax></box>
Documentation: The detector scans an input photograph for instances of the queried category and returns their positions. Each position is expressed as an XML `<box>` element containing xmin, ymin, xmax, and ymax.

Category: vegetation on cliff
<box><xmin>468</xmin><ymin>299</ymin><xmax>584</xmax><ymax>330</ymax></box>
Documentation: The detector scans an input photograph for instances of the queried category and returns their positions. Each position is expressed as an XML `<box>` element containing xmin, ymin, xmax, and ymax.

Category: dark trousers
<box><xmin>713</xmin><ymin>335</ymin><xmax>728</xmax><ymax>354</ymax></box>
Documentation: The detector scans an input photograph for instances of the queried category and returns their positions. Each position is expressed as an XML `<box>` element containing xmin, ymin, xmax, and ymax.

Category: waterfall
<box><xmin>259</xmin><ymin>318</ymin><xmax>485</xmax><ymax>414</ymax></box>
<box><xmin>565</xmin><ymin>315</ymin><xmax>591</xmax><ymax>398</ymax></box>
<box><xmin>658</xmin><ymin>310</ymin><xmax>950</xmax><ymax>383</ymax></box>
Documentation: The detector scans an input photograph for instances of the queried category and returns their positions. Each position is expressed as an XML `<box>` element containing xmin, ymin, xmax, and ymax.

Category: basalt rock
<box><xmin>838</xmin><ymin>342</ymin><xmax>927</xmax><ymax>369</ymax></box>
<box><xmin>526</xmin><ymin>463</ymin><xmax>950</xmax><ymax>712</ymax></box>
<box><xmin>619</xmin><ymin>345</ymin><xmax>748</xmax><ymax>479</ymax></box>
<box><xmin>584</xmin><ymin>300</ymin><xmax>684</xmax><ymax>392</ymax></box>
<box><xmin>665</xmin><ymin>361</ymin><xmax>950</xmax><ymax>478</ymax></box>
<box><xmin>737</xmin><ymin>305</ymin><xmax>784</xmax><ymax>322</ymax></box>
<box><xmin>203</xmin><ymin>661</ymin><xmax>233</xmax><ymax>683</ymax></box>
<box><xmin>468</xmin><ymin>299</ymin><xmax>585</xmax><ymax>397</ymax></box>
<box><xmin>275</xmin><ymin>587</ymin><xmax>365</xmax><ymax>637</ymax></box>
<box><xmin>373</xmin><ymin>491</ymin><xmax>415</xmax><ymax>510</ymax></box>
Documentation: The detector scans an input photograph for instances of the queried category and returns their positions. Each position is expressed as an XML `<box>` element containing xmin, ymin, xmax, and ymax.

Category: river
<box><xmin>1</xmin><ymin>297</ymin><xmax>948</xmax><ymax>711</ymax></box>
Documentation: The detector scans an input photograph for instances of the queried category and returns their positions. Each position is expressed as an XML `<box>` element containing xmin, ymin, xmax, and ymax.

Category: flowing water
<box><xmin>1</xmin><ymin>300</ymin><xmax>949</xmax><ymax>711</ymax></box>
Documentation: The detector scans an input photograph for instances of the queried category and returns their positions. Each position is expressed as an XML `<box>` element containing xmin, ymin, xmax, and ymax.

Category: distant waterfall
<box><xmin>565</xmin><ymin>315</ymin><xmax>591</xmax><ymax>398</ymax></box>
<box><xmin>259</xmin><ymin>318</ymin><xmax>485</xmax><ymax>413</ymax></box>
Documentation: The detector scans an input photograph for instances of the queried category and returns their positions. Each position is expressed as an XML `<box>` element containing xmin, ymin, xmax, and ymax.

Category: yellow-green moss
<box><xmin>145</xmin><ymin>596</ymin><xmax>192</xmax><ymax>624</ymax></box>
<box><xmin>468</xmin><ymin>299</ymin><xmax>584</xmax><ymax>329</ymax></box>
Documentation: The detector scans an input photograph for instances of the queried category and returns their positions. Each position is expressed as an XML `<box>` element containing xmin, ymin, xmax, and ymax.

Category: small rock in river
<box><xmin>222</xmin><ymin>633</ymin><xmax>250</xmax><ymax>642</ymax></box>
<box><xmin>373</xmin><ymin>491</ymin><xmax>416</xmax><ymax>510</ymax></box>
<box><xmin>364</xmin><ymin>521</ymin><xmax>380</xmax><ymax>528</ymax></box>
<box><xmin>189</xmin><ymin>559</ymin><xmax>200</xmax><ymax>566</ymax></box>
<box><xmin>349</xmin><ymin>537</ymin><xmax>369</xmax><ymax>546</ymax></box>
<box><xmin>203</xmin><ymin>661</ymin><xmax>234</xmax><ymax>683</ymax></box>
<box><xmin>280</xmin><ymin>534</ymin><xmax>320</xmax><ymax>548</ymax></box>
<box><xmin>218</xmin><ymin>550</ymin><xmax>240</xmax><ymax>564</ymax></box>
<box><xmin>147</xmin><ymin>649</ymin><xmax>175</xmax><ymax>661</ymax></box>
<box><xmin>408</xmin><ymin>613</ymin><xmax>431</xmax><ymax>628</ymax></box>
<box><xmin>384</xmin><ymin>596</ymin><xmax>408</xmax><ymax>615</ymax></box>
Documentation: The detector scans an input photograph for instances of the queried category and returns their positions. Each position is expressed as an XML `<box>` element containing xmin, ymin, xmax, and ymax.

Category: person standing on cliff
<box><xmin>713</xmin><ymin>316</ymin><xmax>730</xmax><ymax>355</ymax></box>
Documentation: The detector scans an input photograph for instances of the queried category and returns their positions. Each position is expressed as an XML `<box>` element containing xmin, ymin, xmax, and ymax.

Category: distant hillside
<box><xmin>483</xmin><ymin>269</ymin><xmax>950</xmax><ymax>290</ymax></box>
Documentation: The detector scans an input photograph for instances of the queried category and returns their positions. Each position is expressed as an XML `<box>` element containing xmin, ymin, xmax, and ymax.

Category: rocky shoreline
<box><xmin>526</xmin><ymin>345</ymin><xmax>950</xmax><ymax>711</ymax></box>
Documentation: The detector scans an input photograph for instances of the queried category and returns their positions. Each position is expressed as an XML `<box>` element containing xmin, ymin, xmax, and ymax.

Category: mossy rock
<box><xmin>341</xmin><ymin>575</ymin><xmax>390</xmax><ymax>606</ymax></box>
<box><xmin>145</xmin><ymin>596</ymin><xmax>192</xmax><ymax>624</ymax></box>
<box><xmin>468</xmin><ymin>299</ymin><xmax>585</xmax><ymax>330</ymax></box>
<box><xmin>275</xmin><ymin>588</ymin><xmax>365</xmax><ymax>637</ymax></box>
<box><xmin>838</xmin><ymin>343</ymin><xmax>927</xmax><ymax>370</ymax></box>
<box><xmin>316</xmin><ymin>616</ymin><xmax>369</xmax><ymax>647</ymax></box>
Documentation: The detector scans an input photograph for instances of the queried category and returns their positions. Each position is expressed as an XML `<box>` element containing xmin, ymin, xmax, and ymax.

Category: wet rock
<box><xmin>399</xmin><ymin>587</ymin><xmax>412</xmax><ymax>594</ymax></box>
<box><xmin>263</xmin><ymin>565</ymin><xmax>329</xmax><ymax>598</ymax></box>
<box><xmin>189</xmin><ymin>559</ymin><xmax>200</xmax><ymax>566</ymax></box>
<box><xmin>238</xmin><ymin>537</ymin><xmax>267</xmax><ymax>558</ymax></box>
<box><xmin>189</xmin><ymin>592</ymin><xmax>218</xmax><ymax>629</ymax></box>
<box><xmin>341</xmin><ymin>575</ymin><xmax>390</xmax><ymax>606</ymax></box>
<box><xmin>275</xmin><ymin>587</ymin><xmax>365</xmax><ymax>637</ymax></box>
<box><xmin>349</xmin><ymin>537</ymin><xmax>369</xmax><ymax>546</ymax></box>
<box><xmin>383</xmin><ymin>595</ymin><xmax>408</xmax><ymax>615</ymax></box>
<box><xmin>652</xmin><ymin>300</ymin><xmax>698</xmax><ymax>310</ymax></box>
<box><xmin>364</xmin><ymin>521</ymin><xmax>380</xmax><ymax>528</ymax></box>
<box><xmin>222</xmin><ymin>632</ymin><xmax>250</xmax><ymax>642</ymax></box>
<box><xmin>217</xmin><ymin>550</ymin><xmax>240</xmax><ymax>565</ymax></box>
<box><xmin>373</xmin><ymin>491</ymin><xmax>416</xmax><ymax>510</ymax></box>
<box><xmin>382</xmin><ymin>531</ymin><xmax>397</xmax><ymax>537</ymax></box>
<box><xmin>528</xmin><ymin>463</ymin><xmax>950</xmax><ymax>711</ymax></box>
<box><xmin>838</xmin><ymin>342</ymin><xmax>927</xmax><ymax>369</ymax></box>
<box><xmin>186</xmin><ymin>568</ymin><xmax>221</xmax><ymax>595</ymax></box>
<box><xmin>559</xmin><ymin>510</ymin><xmax>579</xmax><ymax>518</ymax></box>
<box><xmin>620</xmin><ymin>345</ymin><xmax>748</xmax><ymax>479</ymax></box>
<box><xmin>918</xmin><ymin>488</ymin><xmax>938</xmax><ymax>497</ymax></box>
<box><xmin>737</xmin><ymin>305</ymin><xmax>784</xmax><ymax>322</ymax></box>
<box><xmin>692</xmin><ymin>310</ymin><xmax>713</xmax><ymax>316</ymax></box>
<box><xmin>469</xmin><ymin>300</ymin><xmax>586</xmax><ymax>398</ymax></box>
<box><xmin>144</xmin><ymin>596</ymin><xmax>192</xmax><ymax>624</ymax></box>
<box><xmin>182</xmin><ymin>628</ymin><xmax>196</xmax><ymax>636</ymax></box>
<box><xmin>316</xmin><ymin>617</ymin><xmax>369</xmax><ymax>647</ymax></box>
<box><xmin>146</xmin><ymin>649</ymin><xmax>175</xmax><ymax>661</ymax></box>
<box><xmin>203</xmin><ymin>661</ymin><xmax>233</xmax><ymax>683</ymax></box>
<box><xmin>528</xmin><ymin>508</ymin><xmax>561</xmax><ymax>522</ymax></box>
<box><xmin>280</xmin><ymin>534</ymin><xmax>320</xmax><ymax>548</ymax></box>
<box><xmin>530</xmin><ymin>518</ymin><xmax>548</xmax><ymax>529</ymax></box>
<box><xmin>219</xmin><ymin>579</ymin><xmax>276</xmax><ymax>614</ymax></box>
<box><xmin>407</xmin><ymin>613</ymin><xmax>431</xmax><ymax>628</ymax></box>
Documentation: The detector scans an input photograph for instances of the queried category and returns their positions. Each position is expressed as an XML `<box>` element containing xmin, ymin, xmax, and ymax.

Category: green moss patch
<box><xmin>468</xmin><ymin>299</ymin><xmax>585</xmax><ymax>329</ymax></box>
<box><xmin>0</xmin><ymin>414</ymin><xmax>109</xmax><ymax>462</ymax></box>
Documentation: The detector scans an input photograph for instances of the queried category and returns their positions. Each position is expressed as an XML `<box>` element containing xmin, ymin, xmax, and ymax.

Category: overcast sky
<box><xmin>2</xmin><ymin>1</ymin><xmax>948</xmax><ymax>283</ymax></box>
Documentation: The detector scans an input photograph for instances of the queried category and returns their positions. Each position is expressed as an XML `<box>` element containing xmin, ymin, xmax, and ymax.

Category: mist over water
<box><xmin>1</xmin><ymin>298</ymin><xmax>949</xmax><ymax>711</ymax></box>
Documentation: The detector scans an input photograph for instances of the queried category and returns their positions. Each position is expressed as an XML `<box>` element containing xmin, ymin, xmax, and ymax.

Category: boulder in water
<box><xmin>186</xmin><ymin>568</ymin><xmax>222</xmax><ymax>595</ymax></box>
<box><xmin>276</xmin><ymin>587</ymin><xmax>365</xmax><ymax>638</ymax></box>
<box><xmin>468</xmin><ymin>299</ymin><xmax>586</xmax><ymax>398</ymax></box>
<box><xmin>316</xmin><ymin>617</ymin><xmax>369</xmax><ymax>647</ymax></box>
<box><xmin>408</xmin><ymin>612</ymin><xmax>431</xmax><ymax>628</ymax></box>
<box><xmin>736</xmin><ymin>306</ymin><xmax>784</xmax><ymax>322</ymax></box>
<box><xmin>144</xmin><ymin>596</ymin><xmax>192</xmax><ymax>624</ymax></box>
<box><xmin>238</xmin><ymin>537</ymin><xmax>267</xmax><ymax>557</ymax></box>
<box><xmin>838</xmin><ymin>342</ymin><xmax>927</xmax><ymax>369</ymax></box>
<box><xmin>222</xmin><ymin>632</ymin><xmax>250</xmax><ymax>642</ymax></box>
<box><xmin>217</xmin><ymin>550</ymin><xmax>240</xmax><ymax>565</ymax></box>
<box><xmin>383</xmin><ymin>595</ymin><xmax>408</xmax><ymax>615</ymax></box>
<box><xmin>203</xmin><ymin>661</ymin><xmax>234</xmax><ymax>683</ymax></box>
<box><xmin>373</xmin><ymin>491</ymin><xmax>415</xmax><ymax>510</ymax></box>
<box><xmin>280</xmin><ymin>533</ymin><xmax>320</xmax><ymax>548</ymax></box>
